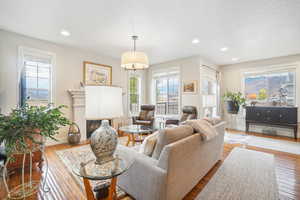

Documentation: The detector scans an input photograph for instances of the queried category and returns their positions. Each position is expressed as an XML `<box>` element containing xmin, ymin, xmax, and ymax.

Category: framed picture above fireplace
<box><xmin>83</xmin><ymin>61</ymin><xmax>112</xmax><ymax>86</ymax></box>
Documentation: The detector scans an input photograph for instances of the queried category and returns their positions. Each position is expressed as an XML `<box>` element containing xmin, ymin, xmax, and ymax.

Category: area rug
<box><xmin>55</xmin><ymin>136</ymin><xmax>133</xmax><ymax>198</ymax></box>
<box><xmin>196</xmin><ymin>147</ymin><xmax>278</xmax><ymax>200</ymax></box>
<box><xmin>225</xmin><ymin>132</ymin><xmax>300</xmax><ymax>155</ymax></box>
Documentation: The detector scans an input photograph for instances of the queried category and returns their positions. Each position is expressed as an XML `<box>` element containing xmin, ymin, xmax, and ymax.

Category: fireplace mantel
<box><xmin>68</xmin><ymin>89</ymin><xmax>86</xmax><ymax>141</ymax></box>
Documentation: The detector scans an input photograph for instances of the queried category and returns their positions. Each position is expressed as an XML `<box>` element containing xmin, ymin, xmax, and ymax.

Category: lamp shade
<box><xmin>85</xmin><ymin>86</ymin><xmax>123</xmax><ymax>119</ymax></box>
<box><xmin>121</xmin><ymin>51</ymin><xmax>149</xmax><ymax>70</ymax></box>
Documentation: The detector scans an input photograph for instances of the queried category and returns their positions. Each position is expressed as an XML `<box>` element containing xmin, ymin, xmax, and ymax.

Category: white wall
<box><xmin>147</xmin><ymin>56</ymin><xmax>219</xmax><ymax>117</ymax></box>
<box><xmin>0</xmin><ymin>30</ymin><xmax>129</xmax><ymax>144</ymax></box>
<box><xmin>220</xmin><ymin>54</ymin><xmax>300</xmax><ymax>138</ymax></box>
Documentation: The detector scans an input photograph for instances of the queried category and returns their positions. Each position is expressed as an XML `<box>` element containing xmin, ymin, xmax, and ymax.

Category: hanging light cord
<box><xmin>132</xmin><ymin>35</ymin><xmax>138</xmax><ymax>52</ymax></box>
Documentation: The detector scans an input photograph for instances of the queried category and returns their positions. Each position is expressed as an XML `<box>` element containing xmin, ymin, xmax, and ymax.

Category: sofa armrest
<box><xmin>132</xmin><ymin>116</ymin><xmax>140</xmax><ymax>124</ymax></box>
<box><xmin>117</xmin><ymin>145</ymin><xmax>167</xmax><ymax>200</ymax></box>
<box><xmin>213</xmin><ymin>121</ymin><xmax>226</xmax><ymax>135</ymax></box>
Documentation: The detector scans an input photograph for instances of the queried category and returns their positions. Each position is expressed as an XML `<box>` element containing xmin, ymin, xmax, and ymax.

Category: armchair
<box><xmin>165</xmin><ymin>106</ymin><xmax>197</xmax><ymax>126</ymax></box>
<box><xmin>132</xmin><ymin>105</ymin><xmax>155</xmax><ymax>128</ymax></box>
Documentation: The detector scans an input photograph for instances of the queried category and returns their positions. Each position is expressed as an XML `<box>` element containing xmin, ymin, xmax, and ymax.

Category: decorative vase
<box><xmin>68</xmin><ymin>123</ymin><xmax>81</xmax><ymax>145</ymax></box>
<box><xmin>226</xmin><ymin>100</ymin><xmax>240</xmax><ymax>114</ymax></box>
<box><xmin>90</xmin><ymin>120</ymin><xmax>118</xmax><ymax>164</ymax></box>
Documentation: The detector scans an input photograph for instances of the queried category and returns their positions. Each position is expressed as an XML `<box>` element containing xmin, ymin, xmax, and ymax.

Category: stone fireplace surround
<box><xmin>68</xmin><ymin>89</ymin><xmax>131</xmax><ymax>141</ymax></box>
<box><xmin>68</xmin><ymin>89</ymin><xmax>87</xmax><ymax>141</ymax></box>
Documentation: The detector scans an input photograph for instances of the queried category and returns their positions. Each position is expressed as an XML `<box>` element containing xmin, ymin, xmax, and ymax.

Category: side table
<box><xmin>119</xmin><ymin>125</ymin><xmax>153</xmax><ymax>146</ymax></box>
<box><xmin>73</xmin><ymin>156</ymin><xmax>131</xmax><ymax>200</ymax></box>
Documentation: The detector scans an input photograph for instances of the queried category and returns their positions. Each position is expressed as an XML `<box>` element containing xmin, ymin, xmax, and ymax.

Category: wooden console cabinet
<box><xmin>245</xmin><ymin>106</ymin><xmax>298</xmax><ymax>139</ymax></box>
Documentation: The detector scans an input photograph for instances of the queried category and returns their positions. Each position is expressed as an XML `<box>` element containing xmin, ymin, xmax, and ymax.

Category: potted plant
<box><xmin>0</xmin><ymin>104</ymin><xmax>70</xmax><ymax>199</ymax></box>
<box><xmin>223</xmin><ymin>91</ymin><xmax>246</xmax><ymax>114</ymax></box>
<box><xmin>0</xmin><ymin>104</ymin><xmax>70</xmax><ymax>159</ymax></box>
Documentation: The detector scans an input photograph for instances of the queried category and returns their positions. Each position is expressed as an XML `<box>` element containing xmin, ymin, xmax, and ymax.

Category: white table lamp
<box><xmin>85</xmin><ymin>85</ymin><xmax>123</xmax><ymax>164</ymax></box>
<box><xmin>203</xmin><ymin>95</ymin><xmax>217</xmax><ymax>118</ymax></box>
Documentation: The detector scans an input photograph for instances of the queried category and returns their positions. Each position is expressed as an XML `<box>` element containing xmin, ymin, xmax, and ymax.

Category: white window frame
<box><xmin>128</xmin><ymin>73</ymin><xmax>142</xmax><ymax>116</ymax></box>
<box><xmin>200</xmin><ymin>66</ymin><xmax>220</xmax><ymax>118</ymax></box>
<box><xmin>18</xmin><ymin>46</ymin><xmax>56</xmax><ymax>105</ymax></box>
<box><xmin>241</xmin><ymin>64</ymin><xmax>297</xmax><ymax>106</ymax></box>
<box><xmin>151</xmin><ymin>67</ymin><xmax>181</xmax><ymax>117</ymax></box>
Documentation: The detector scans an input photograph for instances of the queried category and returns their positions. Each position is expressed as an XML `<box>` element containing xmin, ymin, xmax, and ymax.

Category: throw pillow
<box><xmin>139</xmin><ymin>131</ymin><xmax>158</xmax><ymax>156</ymax></box>
<box><xmin>152</xmin><ymin>125</ymin><xmax>194</xmax><ymax>159</ymax></box>
<box><xmin>146</xmin><ymin>110</ymin><xmax>154</xmax><ymax>120</ymax></box>
<box><xmin>180</xmin><ymin>113</ymin><xmax>189</xmax><ymax>122</ymax></box>
<box><xmin>139</xmin><ymin>110</ymin><xmax>148</xmax><ymax>120</ymax></box>
<box><xmin>185</xmin><ymin>119</ymin><xmax>218</xmax><ymax>141</ymax></box>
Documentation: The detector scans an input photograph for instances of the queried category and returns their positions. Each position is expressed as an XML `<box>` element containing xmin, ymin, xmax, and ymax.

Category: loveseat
<box><xmin>116</xmin><ymin>121</ymin><xmax>226</xmax><ymax>200</ymax></box>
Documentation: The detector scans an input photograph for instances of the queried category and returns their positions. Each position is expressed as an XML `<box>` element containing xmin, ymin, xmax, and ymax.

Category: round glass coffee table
<box><xmin>119</xmin><ymin>125</ymin><xmax>153</xmax><ymax>146</ymax></box>
<box><xmin>73</xmin><ymin>155</ymin><xmax>131</xmax><ymax>200</ymax></box>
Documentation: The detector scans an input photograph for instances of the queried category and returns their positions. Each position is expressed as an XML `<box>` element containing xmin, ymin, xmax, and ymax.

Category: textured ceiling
<box><xmin>0</xmin><ymin>0</ymin><xmax>300</xmax><ymax>65</ymax></box>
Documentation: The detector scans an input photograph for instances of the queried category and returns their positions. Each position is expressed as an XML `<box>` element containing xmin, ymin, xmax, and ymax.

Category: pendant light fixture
<box><xmin>121</xmin><ymin>35</ymin><xmax>149</xmax><ymax>70</ymax></box>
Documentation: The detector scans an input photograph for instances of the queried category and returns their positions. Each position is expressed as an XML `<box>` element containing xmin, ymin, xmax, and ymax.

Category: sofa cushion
<box><xmin>185</xmin><ymin>119</ymin><xmax>218</xmax><ymax>141</ymax></box>
<box><xmin>139</xmin><ymin>131</ymin><xmax>158</xmax><ymax>156</ymax></box>
<box><xmin>152</xmin><ymin>125</ymin><xmax>194</xmax><ymax>159</ymax></box>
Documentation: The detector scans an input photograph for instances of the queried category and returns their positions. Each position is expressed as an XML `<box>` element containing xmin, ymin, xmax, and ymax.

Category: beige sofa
<box><xmin>116</xmin><ymin>121</ymin><xmax>226</xmax><ymax>200</ymax></box>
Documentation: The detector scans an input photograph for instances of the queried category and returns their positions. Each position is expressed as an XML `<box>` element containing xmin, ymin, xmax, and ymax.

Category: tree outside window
<box><xmin>129</xmin><ymin>76</ymin><xmax>140</xmax><ymax>114</ymax></box>
<box><xmin>244</xmin><ymin>71</ymin><xmax>295</xmax><ymax>106</ymax></box>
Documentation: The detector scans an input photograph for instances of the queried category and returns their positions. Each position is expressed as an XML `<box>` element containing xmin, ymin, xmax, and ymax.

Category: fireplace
<box><xmin>68</xmin><ymin>89</ymin><xmax>130</xmax><ymax>141</ymax></box>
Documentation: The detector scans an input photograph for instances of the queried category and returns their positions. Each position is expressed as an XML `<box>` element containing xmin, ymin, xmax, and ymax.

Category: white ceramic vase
<box><xmin>90</xmin><ymin>120</ymin><xmax>118</xmax><ymax>164</ymax></box>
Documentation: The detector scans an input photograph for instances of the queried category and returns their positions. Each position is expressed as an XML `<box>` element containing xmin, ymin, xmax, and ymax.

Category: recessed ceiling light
<box><xmin>192</xmin><ymin>38</ymin><xmax>200</xmax><ymax>44</ymax></box>
<box><xmin>60</xmin><ymin>29</ymin><xmax>70</xmax><ymax>37</ymax></box>
<box><xmin>232</xmin><ymin>58</ymin><xmax>239</xmax><ymax>61</ymax></box>
<box><xmin>220</xmin><ymin>47</ymin><xmax>228</xmax><ymax>52</ymax></box>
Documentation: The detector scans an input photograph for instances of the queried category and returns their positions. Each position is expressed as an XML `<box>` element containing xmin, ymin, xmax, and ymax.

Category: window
<box><xmin>19</xmin><ymin>47</ymin><xmax>54</xmax><ymax>106</ymax></box>
<box><xmin>201</xmin><ymin>67</ymin><xmax>219</xmax><ymax>118</ymax></box>
<box><xmin>244</xmin><ymin>70</ymin><xmax>296</xmax><ymax>106</ymax></box>
<box><xmin>153</xmin><ymin>70</ymin><xmax>180</xmax><ymax>115</ymax></box>
<box><xmin>129</xmin><ymin>76</ymin><xmax>141</xmax><ymax>114</ymax></box>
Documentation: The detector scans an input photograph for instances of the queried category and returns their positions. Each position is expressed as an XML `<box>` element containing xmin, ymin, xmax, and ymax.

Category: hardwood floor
<box><xmin>1</xmin><ymin>130</ymin><xmax>299</xmax><ymax>200</ymax></box>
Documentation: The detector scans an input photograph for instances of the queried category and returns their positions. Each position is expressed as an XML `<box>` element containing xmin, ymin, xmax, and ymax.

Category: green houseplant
<box><xmin>223</xmin><ymin>91</ymin><xmax>246</xmax><ymax>114</ymax></box>
<box><xmin>0</xmin><ymin>104</ymin><xmax>70</xmax><ymax>157</ymax></box>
